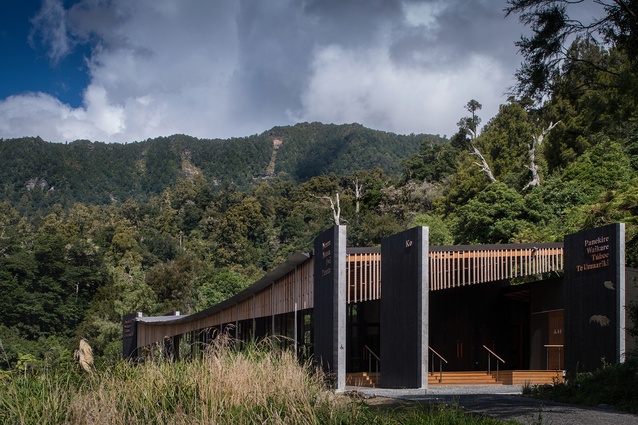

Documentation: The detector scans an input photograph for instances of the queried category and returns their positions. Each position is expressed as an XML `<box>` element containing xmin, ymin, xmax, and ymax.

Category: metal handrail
<box><xmin>482</xmin><ymin>345</ymin><xmax>505</xmax><ymax>363</ymax></box>
<box><xmin>428</xmin><ymin>346</ymin><xmax>448</xmax><ymax>364</ymax></box>
<box><xmin>363</xmin><ymin>345</ymin><xmax>380</xmax><ymax>376</ymax></box>
<box><xmin>428</xmin><ymin>346</ymin><xmax>448</xmax><ymax>383</ymax></box>
<box><xmin>482</xmin><ymin>345</ymin><xmax>505</xmax><ymax>381</ymax></box>
<box><xmin>544</xmin><ymin>344</ymin><xmax>564</xmax><ymax>370</ymax></box>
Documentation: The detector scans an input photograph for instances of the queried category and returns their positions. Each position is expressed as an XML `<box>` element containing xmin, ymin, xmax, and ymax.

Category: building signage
<box><xmin>122</xmin><ymin>312</ymin><xmax>140</xmax><ymax>358</ymax></box>
<box><xmin>123</xmin><ymin>317</ymin><xmax>135</xmax><ymax>338</ymax></box>
<box><xmin>564</xmin><ymin>223</ymin><xmax>625</xmax><ymax>376</ymax></box>
<box><xmin>321</xmin><ymin>240</ymin><xmax>332</xmax><ymax>277</ymax></box>
<box><xmin>313</xmin><ymin>225</ymin><xmax>346</xmax><ymax>391</ymax></box>
<box><xmin>576</xmin><ymin>235</ymin><xmax>611</xmax><ymax>272</ymax></box>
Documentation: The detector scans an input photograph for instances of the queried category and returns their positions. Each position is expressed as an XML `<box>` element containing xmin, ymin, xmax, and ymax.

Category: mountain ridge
<box><xmin>0</xmin><ymin>122</ymin><xmax>445</xmax><ymax>212</ymax></box>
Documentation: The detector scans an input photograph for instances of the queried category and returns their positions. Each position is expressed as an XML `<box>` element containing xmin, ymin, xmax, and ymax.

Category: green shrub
<box><xmin>530</xmin><ymin>357</ymin><xmax>638</xmax><ymax>412</ymax></box>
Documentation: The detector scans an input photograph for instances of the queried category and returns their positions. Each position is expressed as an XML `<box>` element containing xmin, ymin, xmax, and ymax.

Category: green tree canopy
<box><xmin>506</xmin><ymin>0</ymin><xmax>638</xmax><ymax>100</ymax></box>
<box><xmin>454</xmin><ymin>183</ymin><xmax>531</xmax><ymax>244</ymax></box>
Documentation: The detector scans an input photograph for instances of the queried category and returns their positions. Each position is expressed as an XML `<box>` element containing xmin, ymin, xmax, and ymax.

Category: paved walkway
<box><xmin>347</xmin><ymin>385</ymin><xmax>638</xmax><ymax>424</ymax></box>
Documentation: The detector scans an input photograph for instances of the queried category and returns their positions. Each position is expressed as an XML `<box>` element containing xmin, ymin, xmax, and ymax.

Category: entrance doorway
<box><xmin>548</xmin><ymin>310</ymin><xmax>564</xmax><ymax>370</ymax></box>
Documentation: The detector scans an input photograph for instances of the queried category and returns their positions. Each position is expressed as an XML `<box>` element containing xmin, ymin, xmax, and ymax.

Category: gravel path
<box><xmin>347</xmin><ymin>385</ymin><xmax>638</xmax><ymax>424</ymax></box>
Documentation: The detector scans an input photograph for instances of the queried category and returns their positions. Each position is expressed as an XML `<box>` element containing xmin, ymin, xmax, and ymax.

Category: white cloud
<box><xmin>0</xmin><ymin>92</ymin><xmax>101</xmax><ymax>141</ymax></box>
<box><xmin>3</xmin><ymin>0</ymin><xmax>244</xmax><ymax>142</ymax></box>
<box><xmin>1</xmin><ymin>0</ymin><xmax>522</xmax><ymax>142</ymax></box>
<box><xmin>29</xmin><ymin>0</ymin><xmax>70</xmax><ymax>63</ymax></box>
<box><xmin>82</xmin><ymin>85</ymin><xmax>125</xmax><ymax>134</ymax></box>
<box><xmin>295</xmin><ymin>41</ymin><xmax>510</xmax><ymax>138</ymax></box>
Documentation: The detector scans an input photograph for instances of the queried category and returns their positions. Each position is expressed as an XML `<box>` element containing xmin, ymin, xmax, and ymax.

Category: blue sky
<box><xmin>0</xmin><ymin>1</ymin><xmax>89</xmax><ymax>107</ymax></box>
<box><xmin>0</xmin><ymin>0</ymin><xmax>542</xmax><ymax>143</ymax></box>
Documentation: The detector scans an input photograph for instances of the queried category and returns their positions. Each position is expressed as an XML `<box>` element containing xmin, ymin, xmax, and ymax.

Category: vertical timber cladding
<box><xmin>380</xmin><ymin>227</ymin><xmax>429</xmax><ymax>389</ymax></box>
<box><xmin>564</xmin><ymin>223</ymin><xmax>626</xmax><ymax>376</ymax></box>
<box><xmin>313</xmin><ymin>225</ymin><xmax>346</xmax><ymax>391</ymax></box>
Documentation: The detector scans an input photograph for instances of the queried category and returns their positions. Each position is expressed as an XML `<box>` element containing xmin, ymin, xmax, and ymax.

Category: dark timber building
<box><xmin>123</xmin><ymin>223</ymin><xmax>634</xmax><ymax>391</ymax></box>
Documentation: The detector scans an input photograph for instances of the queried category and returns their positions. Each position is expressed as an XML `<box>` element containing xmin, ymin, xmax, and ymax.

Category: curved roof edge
<box><xmin>137</xmin><ymin>242</ymin><xmax>566</xmax><ymax>325</ymax></box>
<box><xmin>138</xmin><ymin>251</ymin><xmax>312</xmax><ymax>325</ymax></box>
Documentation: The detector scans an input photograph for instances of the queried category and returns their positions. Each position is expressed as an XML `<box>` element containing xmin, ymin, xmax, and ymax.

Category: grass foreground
<box><xmin>1</xmin><ymin>338</ymin><xmax>514</xmax><ymax>424</ymax></box>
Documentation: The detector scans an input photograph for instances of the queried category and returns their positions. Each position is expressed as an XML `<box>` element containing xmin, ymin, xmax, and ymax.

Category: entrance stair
<box><xmin>495</xmin><ymin>370</ymin><xmax>564</xmax><ymax>385</ymax></box>
<box><xmin>346</xmin><ymin>370</ymin><xmax>564</xmax><ymax>388</ymax></box>
<box><xmin>346</xmin><ymin>372</ymin><xmax>380</xmax><ymax>388</ymax></box>
<box><xmin>429</xmin><ymin>371</ymin><xmax>499</xmax><ymax>385</ymax></box>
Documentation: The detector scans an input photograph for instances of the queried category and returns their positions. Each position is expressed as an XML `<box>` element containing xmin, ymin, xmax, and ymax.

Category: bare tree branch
<box><xmin>470</xmin><ymin>143</ymin><xmax>497</xmax><ymax>183</ymax></box>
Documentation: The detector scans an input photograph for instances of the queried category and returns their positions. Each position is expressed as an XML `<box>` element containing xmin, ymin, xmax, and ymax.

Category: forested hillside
<box><xmin>1</xmin><ymin>1</ymin><xmax>638</xmax><ymax>371</ymax></box>
<box><xmin>0</xmin><ymin>123</ymin><xmax>434</xmax><ymax>215</ymax></box>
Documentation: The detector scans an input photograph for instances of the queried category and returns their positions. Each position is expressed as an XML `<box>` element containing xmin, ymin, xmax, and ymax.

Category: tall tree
<box><xmin>477</xmin><ymin>102</ymin><xmax>533</xmax><ymax>189</ymax></box>
<box><xmin>540</xmin><ymin>38</ymin><xmax>638</xmax><ymax>172</ymax></box>
<box><xmin>454</xmin><ymin>183</ymin><xmax>531</xmax><ymax>244</ymax></box>
<box><xmin>457</xmin><ymin>100</ymin><xmax>497</xmax><ymax>183</ymax></box>
<box><xmin>401</xmin><ymin>139</ymin><xmax>458</xmax><ymax>183</ymax></box>
<box><xmin>506</xmin><ymin>0</ymin><xmax>638</xmax><ymax>100</ymax></box>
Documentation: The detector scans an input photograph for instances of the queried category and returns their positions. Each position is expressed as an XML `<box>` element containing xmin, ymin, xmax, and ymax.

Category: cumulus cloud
<box><xmin>2</xmin><ymin>0</ymin><xmax>524</xmax><ymax>142</ymax></box>
<box><xmin>0</xmin><ymin>92</ymin><xmax>103</xmax><ymax>141</ymax></box>
<box><xmin>293</xmin><ymin>44</ymin><xmax>508</xmax><ymax>137</ymax></box>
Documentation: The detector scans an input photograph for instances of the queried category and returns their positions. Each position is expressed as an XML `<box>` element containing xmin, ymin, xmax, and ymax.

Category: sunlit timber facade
<box><xmin>124</xmin><ymin>223</ymin><xmax>633</xmax><ymax>390</ymax></box>
<box><xmin>126</xmin><ymin>242</ymin><xmax>564</xmax><ymax>356</ymax></box>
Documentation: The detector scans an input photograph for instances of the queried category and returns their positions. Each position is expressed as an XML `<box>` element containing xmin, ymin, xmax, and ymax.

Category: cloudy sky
<box><xmin>0</xmin><ymin>0</ymin><xmax>530</xmax><ymax>143</ymax></box>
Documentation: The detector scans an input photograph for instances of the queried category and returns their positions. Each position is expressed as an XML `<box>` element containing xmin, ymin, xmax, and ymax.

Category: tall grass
<box><xmin>1</xmin><ymin>336</ymin><xmax>363</xmax><ymax>424</ymax></box>
<box><xmin>0</xmin><ymin>366</ymin><xmax>76</xmax><ymax>424</ymax></box>
<box><xmin>1</xmin><ymin>336</ymin><xmax>512</xmax><ymax>424</ymax></box>
<box><xmin>67</xmin><ymin>337</ymin><xmax>362</xmax><ymax>424</ymax></box>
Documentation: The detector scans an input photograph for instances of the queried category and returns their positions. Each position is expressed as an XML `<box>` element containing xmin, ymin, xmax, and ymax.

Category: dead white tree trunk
<box><xmin>524</xmin><ymin>121</ymin><xmax>559</xmax><ymax>190</ymax></box>
<box><xmin>353</xmin><ymin>178</ymin><xmax>363</xmax><ymax>215</ymax></box>
<box><xmin>464</xmin><ymin>113</ymin><xmax>496</xmax><ymax>183</ymax></box>
<box><xmin>0</xmin><ymin>229</ymin><xmax>6</xmax><ymax>256</ymax></box>
<box><xmin>329</xmin><ymin>192</ymin><xmax>340</xmax><ymax>225</ymax></box>
<box><xmin>470</xmin><ymin>143</ymin><xmax>497</xmax><ymax>183</ymax></box>
<box><xmin>312</xmin><ymin>193</ymin><xmax>341</xmax><ymax>225</ymax></box>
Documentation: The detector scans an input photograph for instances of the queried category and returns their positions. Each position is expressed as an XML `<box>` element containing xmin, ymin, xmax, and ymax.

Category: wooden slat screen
<box><xmin>136</xmin><ymin>244</ymin><xmax>563</xmax><ymax>348</ymax></box>
<box><xmin>428</xmin><ymin>246</ymin><xmax>563</xmax><ymax>291</ymax></box>
<box><xmin>347</xmin><ymin>252</ymin><xmax>381</xmax><ymax>303</ymax></box>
